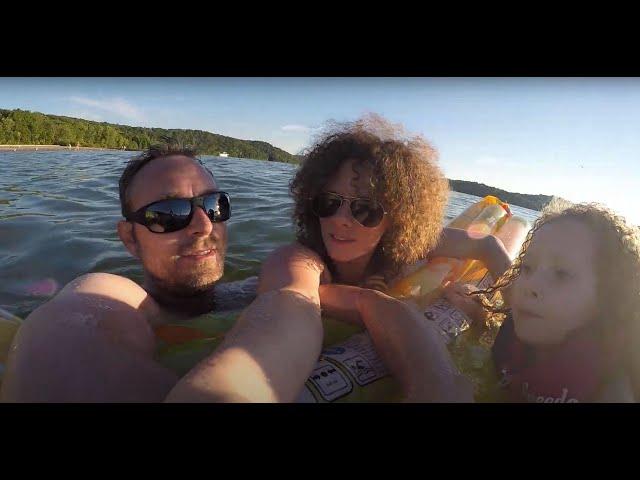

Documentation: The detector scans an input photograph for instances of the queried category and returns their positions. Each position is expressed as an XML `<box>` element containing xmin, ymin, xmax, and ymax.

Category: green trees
<box><xmin>448</xmin><ymin>179</ymin><xmax>555</xmax><ymax>211</ymax></box>
<box><xmin>0</xmin><ymin>109</ymin><xmax>299</xmax><ymax>163</ymax></box>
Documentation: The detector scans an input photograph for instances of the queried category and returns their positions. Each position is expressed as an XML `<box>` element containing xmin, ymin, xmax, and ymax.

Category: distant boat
<box><xmin>219</xmin><ymin>151</ymin><xmax>229</xmax><ymax>157</ymax></box>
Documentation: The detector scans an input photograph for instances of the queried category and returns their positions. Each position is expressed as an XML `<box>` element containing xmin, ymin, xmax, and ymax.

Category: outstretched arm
<box><xmin>165</xmin><ymin>289</ymin><xmax>322</xmax><ymax>402</ymax></box>
<box><xmin>166</xmin><ymin>243</ymin><xmax>327</xmax><ymax>402</ymax></box>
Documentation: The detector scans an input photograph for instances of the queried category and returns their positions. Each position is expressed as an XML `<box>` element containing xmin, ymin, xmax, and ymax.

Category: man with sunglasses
<box><xmin>1</xmin><ymin>144</ymin><xmax>324</xmax><ymax>402</ymax></box>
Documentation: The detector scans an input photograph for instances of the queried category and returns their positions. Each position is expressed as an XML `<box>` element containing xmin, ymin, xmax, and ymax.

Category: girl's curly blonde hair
<box><xmin>291</xmin><ymin>113</ymin><xmax>449</xmax><ymax>284</ymax></box>
<box><xmin>474</xmin><ymin>198</ymin><xmax>640</xmax><ymax>394</ymax></box>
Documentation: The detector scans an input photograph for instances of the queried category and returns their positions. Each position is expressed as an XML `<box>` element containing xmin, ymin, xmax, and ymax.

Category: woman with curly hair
<box><xmin>258</xmin><ymin>114</ymin><xmax>510</xmax><ymax>401</ymax></box>
<box><xmin>444</xmin><ymin>199</ymin><xmax>640</xmax><ymax>402</ymax></box>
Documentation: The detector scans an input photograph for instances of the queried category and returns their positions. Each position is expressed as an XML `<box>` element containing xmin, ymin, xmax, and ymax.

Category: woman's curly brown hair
<box><xmin>290</xmin><ymin>113</ymin><xmax>449</xmax><ymax>284</ymax></box>
<box><xmin>472</xmin><ymin>199</ymin><xmax>640</xmax><ymax>396</ymax></box>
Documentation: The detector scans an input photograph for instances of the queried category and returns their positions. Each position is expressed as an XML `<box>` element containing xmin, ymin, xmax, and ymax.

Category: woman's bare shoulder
<box><xmin>263</xmin><ymin>242</ymin><xmax>326</xmax><ymax>273</ymax></box>
<box><xmin>258</xmin><ymin>242</ymin><xmax>331</xmax><ymax>294</ymax></box>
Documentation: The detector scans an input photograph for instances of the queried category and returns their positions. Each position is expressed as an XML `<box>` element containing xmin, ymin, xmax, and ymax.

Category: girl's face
<box><xmin>318</xmin><ymin>159</ymin><xmax>389</xmax><ymax>264</ymax></box>
<box><xmin>510</xmin><ymin>218</ymin><xmax>599</xmax><ymax>346</ymax></box>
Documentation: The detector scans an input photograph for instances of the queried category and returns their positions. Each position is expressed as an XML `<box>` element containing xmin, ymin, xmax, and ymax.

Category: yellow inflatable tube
<box><xmin>0</xmin><ymin>307</ymin><xmax>22</xmax><ymax>382</ymax></box>
<box><xmin>389</xmin><ymin>195</ymin><xmax>511</xmax><ymax>302</ymax></box>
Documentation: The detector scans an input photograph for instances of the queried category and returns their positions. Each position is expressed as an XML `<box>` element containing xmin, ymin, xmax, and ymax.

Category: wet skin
<box><xmin>1</xmin><ymin>155</ymin><xmax>227</xmax><ymax>401</ymax></box>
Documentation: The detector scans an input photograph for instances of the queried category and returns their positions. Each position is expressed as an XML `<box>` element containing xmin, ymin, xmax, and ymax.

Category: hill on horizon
<box><xmin>0</xmin><ymin>108</ymin><xmax>558</xmax><ymax>211</ymax></box>
<box><xmin>0</xmin><ymin>108</ymin><xmax>298</xmax><ymax>163</ymax></box>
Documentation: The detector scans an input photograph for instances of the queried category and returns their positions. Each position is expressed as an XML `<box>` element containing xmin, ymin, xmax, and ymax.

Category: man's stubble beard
<box><xmin>143</xmin><ymin>250</ymin><xmax>225</xmax><ymax>298</ymax></box>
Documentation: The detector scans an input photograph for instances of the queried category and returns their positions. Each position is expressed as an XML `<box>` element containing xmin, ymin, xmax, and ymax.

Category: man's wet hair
<box><xmin>119</xmin><ymin>142</ymin><xmax>215</xmax><ymax>216</ymax></box>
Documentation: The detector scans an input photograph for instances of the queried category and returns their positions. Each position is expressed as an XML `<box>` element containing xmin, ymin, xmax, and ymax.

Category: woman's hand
<box><xmin>318</xmin><ymin>284</ymin><xmax>366</xmax><ymax>327</ymax></box>
<box><xmin>428</xmin><ymin>227</ymin><xmax>512</xmax><ymax>281</ymax></box>
<box><xmin>442</xmin><ymin>283</ymin><xmax>490</xmax><ymax>328</ymax></box>
<box><xmin>355</xmin><ymin>288</ymin><xmax>474</xmax><ymax>402</ymax></box>
<box><xmin>318</xmin><ymin>283</ymin><xmax>475</xmax><ymax>401</ymax></box>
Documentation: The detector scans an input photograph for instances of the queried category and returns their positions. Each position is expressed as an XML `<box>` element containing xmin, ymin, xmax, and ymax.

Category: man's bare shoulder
<box><xmin>0</xmin><ymin>273</ymin><xmax>174</xmax><ymax>402</ymax></box>
<box><xmin>57</xmin><ymin>272</ymin><xmax>164</xmax><ymax>321</ymax></box>
<box><xmin>58</xmin><ymin>273</ymin><xmax>152</xmax><ymax>307</ymax></box>
<box><xmin>20</xmin><ymin>273</ymin><xmax>160</xmax><ymax>355</ymax></box>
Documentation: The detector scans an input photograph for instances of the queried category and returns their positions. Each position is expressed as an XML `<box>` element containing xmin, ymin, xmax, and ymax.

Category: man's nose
<box><xmin>185</xmin><ymin>206</ymin><xmax>215</xmax><ymax>237</ymax></box>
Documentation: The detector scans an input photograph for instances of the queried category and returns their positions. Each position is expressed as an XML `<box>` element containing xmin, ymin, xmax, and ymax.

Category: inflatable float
<box><xmin>0</xmin><ymin>195</ymin><xmax>531</xmax><ymax>401</ymax></box>
<box><xmin>154</xmin><ymin>195</ymin><xmax>531</xmax><ymax>402</ymax></box>
<box><xmin>0</xmin><ymin>307</ymin><xmax>22</xmax><ymax>382</ymax></box>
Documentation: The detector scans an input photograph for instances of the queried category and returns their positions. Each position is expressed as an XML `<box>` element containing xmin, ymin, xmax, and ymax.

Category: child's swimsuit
<box><xmin>491</xmin><ymin>311</ymin><xmax>621</xmax><ymax>402</ymax></box>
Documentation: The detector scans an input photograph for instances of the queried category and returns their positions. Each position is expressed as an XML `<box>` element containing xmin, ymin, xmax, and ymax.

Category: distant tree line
<box><xmin>0</xmin><ymin>109</ymin><xmax>299</xmax><ymax>164</ymax></box>
<box><xmin>1</xmin><ymin>109</ymin><xmax>558</xmax><ymax>210</ymax></box>
<box><xmin>449</xmin><ymin>179</ymin><xmax>557</xmax><ymax>211</ymax></box>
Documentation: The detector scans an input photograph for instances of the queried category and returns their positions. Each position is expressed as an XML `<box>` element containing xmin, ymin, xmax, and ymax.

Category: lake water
<box><xmin>0</xmin><ymin>151</ymin><xmax>540</xmax><ymax>319</ymax></box>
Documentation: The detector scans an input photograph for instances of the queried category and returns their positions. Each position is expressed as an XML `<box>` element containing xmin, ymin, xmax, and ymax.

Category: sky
<box><xmin>1</xmin><ymin>77</ymin><xmax>638</xmax><ymax>223</ymax></box>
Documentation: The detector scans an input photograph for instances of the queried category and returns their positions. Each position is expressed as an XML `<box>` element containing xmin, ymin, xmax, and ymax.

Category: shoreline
<box><xmin>0</xmin><ymin>145</ymin><xmax>128</xmax><ymax>152</ymax></box>
<box><xmin>0</xmin><ymin>145</ymin><xmax>550</xmax><ymax>212</ymax></box>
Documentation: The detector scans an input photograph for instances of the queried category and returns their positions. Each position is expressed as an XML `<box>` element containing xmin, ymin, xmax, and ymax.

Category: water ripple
<box><xmin>0</xmin><ymin>151</ymin><xmax>540</xmax><ymax>317</ymax></box>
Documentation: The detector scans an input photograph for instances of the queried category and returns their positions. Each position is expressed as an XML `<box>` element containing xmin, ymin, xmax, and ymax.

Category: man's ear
<box><xmin>117</xmin><ymin>220</ymin><xmax>139</xmax><ymax>258</ymax></box>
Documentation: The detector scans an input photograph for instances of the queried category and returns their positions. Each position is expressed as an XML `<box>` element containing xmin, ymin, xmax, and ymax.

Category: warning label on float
<box><xmin>341</xmin><ymin>355</ymin><xmax>379</xmax><ymax>385</ymax></box>
<box><xmin>321</xmin><ymin>333</ymin><xmax>388</xmax><ymax>387</ymax></box>
<box><xmin>305</xmin><ymin>359</ymin><xmax>353</xmax><ymax>401</ymax></box>
<box><xmin>423</xmin><ymin>298</ymin><xmax>470</xmax><ymax>341</ymax></box>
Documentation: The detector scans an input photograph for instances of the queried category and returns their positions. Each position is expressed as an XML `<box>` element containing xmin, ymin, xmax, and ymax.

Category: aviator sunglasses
<box><xmin>311</xmin><ymin>191</ymin><xmax>386</xmax><ymax>228</ymax></box>
<box><xmin>125</xmin><ymin>192</ymin><xmax>231</xmax><ymax>233</ymax></box>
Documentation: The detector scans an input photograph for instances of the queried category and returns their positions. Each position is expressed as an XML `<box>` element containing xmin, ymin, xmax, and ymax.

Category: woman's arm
<box><xmin>316</xmin><ymin>284</ymin><xmax>474</xmax><ymax>402</ymax></box>
<box><xmin>356</xmin><ymin>288</ymin><xmax>473</xmax><ymax>402</ymax></box>
<box><xmin>318</xmin><ymin>284</ymin><xmax>365</xmax><ymax>326</ymax></box>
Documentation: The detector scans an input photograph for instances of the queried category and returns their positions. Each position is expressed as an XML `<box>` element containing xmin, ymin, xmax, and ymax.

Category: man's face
<box><xmin>122</xmin><ymin>155</ymin><xmax>228</xmax><ymax>296</ymax></box>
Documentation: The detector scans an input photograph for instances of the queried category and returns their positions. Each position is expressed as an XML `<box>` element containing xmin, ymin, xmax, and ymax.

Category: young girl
<box><xmin>444</xmin><ymin>200</ymin><xmax>640</xmax><ymax>402</ymax></box>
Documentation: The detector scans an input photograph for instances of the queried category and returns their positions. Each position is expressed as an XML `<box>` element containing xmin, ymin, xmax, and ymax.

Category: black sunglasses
<box><xmin>311</xmin><ymin>191</ymin><xmax>386</xmax><ymax>228</ymax></box>
<box><xmin>125</xmin><ymin>192</ymin><xmax>231</xmax><ymax>233</ymax></box>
